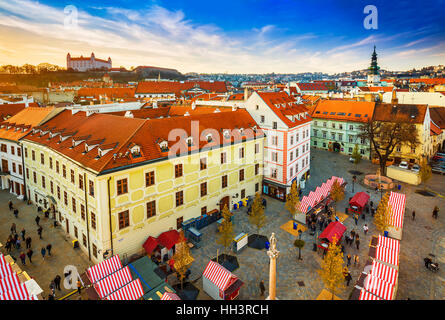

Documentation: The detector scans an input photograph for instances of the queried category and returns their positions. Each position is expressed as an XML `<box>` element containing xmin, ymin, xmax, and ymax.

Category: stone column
<box><xmin>266</xmin><ymin>233</ymin><xmax>279</xmax><ymax>300</ymax></box>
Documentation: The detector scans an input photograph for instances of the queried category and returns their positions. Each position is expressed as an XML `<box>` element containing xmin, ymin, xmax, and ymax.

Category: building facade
<box><xmin>67</xmin><ymin>53</ymin><xmax>112</xmax><ymax>72</ymax></box>
<box><xmin>22</xmin><ymin>109</ymin><xmax>264</xmax><ymax>263</ymax></box>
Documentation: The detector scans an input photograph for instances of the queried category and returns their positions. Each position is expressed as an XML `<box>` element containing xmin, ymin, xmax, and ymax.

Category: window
<box><xmin>221</xmin><ymin>152</ymin><xmax>227</xmax><ymax>164</ymax></box>
<box><xmin>273</xmin><ymin>122</ymin><xmax>277</xmax><ymax>129</ymax></box>
<box><xmin>290</xmin><ymin>136</ymin><xmax>294</xmax><ymax>145</ymax></box>
<box><xmin>91</xmin><ymin>212</ymin><xmax>96</xmax><ymax>229</ymax></box>
<box><xmin>201</xmin><ymin>206</ymin><xmax>207</xmax><ymax>216</ymax></box>
<box><xmin>62</xmin><ymin>165</ymin><xmax>66</xmax><ymax>178</ymax></box>
<box><xmin>296</xmin><ymin>133</ymin><xmax>299</xmax><ymax>142</ymax></box>
<box><xmin>81</xmin><ymin>204</ymin><xmax>85</xmax><ymax>220</ymax></box>
<box><xmin>348</xmin><ymin>147</ymin><xmax>353</xmax><ymax>153</ymax></box>
<box><xmin>349</xmin><ymin>125</ymin><xmax>354</xmax><ymax>131</ymax></box>
<box><xmin>271</xmin><ymin>169</ymin><xmax>277</xmax><ymax>179</ymax></box>
<box><xmin>2</xmin><ymin>144</ymin><xmax>7</xmax><ymax>152</ymax></box>
<box><xmin>272</xmin><ymin>152</ymin><xmax>278</xmax><ymax>162</ymax></box>
<box><xmin>49</xmin><ymin>157</ymin><xmax>53</xmax><ymax>169</ymax></box>
<box><xmin>349</xmin><ymin>136</ymin><xmax>354</xmax><ymax>143</ymax></box>
<box><xmin>339</xmin><ymin>124</ymin><xmax>343</xmax><ymax>130</ymax></box>
<box><xmin>241</xmin><ymin>189</ymin><xmax>246</xmax><ymax>199</ymax></box>
<box><xmin>82</xmin><ymin>234</ymin><xmax>87</xmax><ymax>247</ymax></box>
<box><xmin>50</xmin><ymin>181</ymin><xmax>54</xmax><ymax>194</ymax></box>
<box><xmin>12</xmin><ymin>163</ymin><xmax>16</xmax><ymax>173</ymax></box>
<box><xmin>290</xmin><ymin>167</ymin><xmax>293</xmax><ymax>177</ymax></box>
<box><xmin>323</xmin><ymin>142</ymin><xmax>326</xmax><ymax>148</ymax></box>
<box><xmin>302</xmin><ymin>131</ymin><xmax>305</xmax><ymax>139</ymax></box>
<box><xmin>11</xmin><ymin>146</ymin><xmax>15</xmax><ymax>155</ymax></box>
<box><xmin>239</xmin><ymin>147</ymin><xmax>244</xmax><ymax>159</ymax></box>
<box><xmin>72</xmin><ymin>197</ymin><xmax>76</xmax><ymax>213</ymax></box>
<box><xmin>295</xmin><ymin>163</ymin><xmax>299</xmax><ymax>172</ymax></box>
<box><xmin>89</xmin><ymin>180</ymin><xmax>94</xmax><ymax>197</ymax></box>
<box><xmin>117</xmin><ymin>178</ymin><xmax>128</xmax><ymax>195</ymax></box>
<box><xmin>200</xmin><ymin>182</ymin><xmax>207</xmax><ymax>197</ymax></box>
<box><xmin>396</xmin><ymin>145</ymin><xmax>401</xmax><ymax>152</ymax></box>
<box><xmin>40</xmin><ymin>153</ymin><xmax>44</xmax><ymax>165</ymax></box>
<box><xmin>79</xmin><ymin>174</ymin><xmax>84</xmax><ymax>190</ymax></box>
<box><xmin>360</xmin><ymin>138</ymin><xmax>365</xmax><ymax>145</ymax></box>
<box><xmin>145</xmin><ymin>171</ymin><xmax>155</xmax><ymax>187</ymax></box>
<box><xmin>296</xmin><ymin>148</ymin><xmax>299</xmax><ymax>157</ymax></box>
<box><xmin>57</xmin><ymin>186</ymin><xmax>60</xmax><ymax>200</ymax></box>
<box><xmin>255</xmin><ymin>143</ymin><xmax>260</xmax><ymax>154</ymax></box>
<box><xmin>41</xmin><ymin>176</ymin><xmax>45</xmax><ymax>189</ymax></box>
<box><xmin>26</xmin><ymin>168</ymin><xmax>29</xmax><ymax>179</ymax></box>
<box><xmin>175</xmin><ymin>164</ymin><xmax>183</xmax><ymax>178</ymax></box>
<box><xmin>118</xmin><ymin>210</ymin><xmax>130</xmax><ymax>229</ymax></box>
<box><xmin>313</xmin><ymin>129</ymin><xmax>318</xmax><ymax>137</ymax></box>
<box><xmin>222</xmin><ymin>175</ymin><xmax>228</xmax><ymax>188</ymax></box>
<box><xmin>332</xmin><ymin>123</ymin><xmax>336</xmax><ymax>129</ymax></box>
<box><xmin>147</xmin><ymin>201</ymin><xmax>156</xmax><ymax>218</ymax></box>
<box><xmin>200</xmin><ymin>158</ymin><xmax>207</xmax><ymax>170</ymax></box>
<box><xmin>272</xmin><ymin>136</ymin><xmax>278</xmax><ymax>146</ymax></box>
<box><xmin>70</xmin><ymin>170</ymin><xmax>75</xmax><ymax>183</ymax></box>
<box><xmin>255</xmin><ymin>163</ymin><xmax>260</xmax><ymax>175</ymax></box>
<box><xmin>360</xmin><ymin>149</ymin><xmax>365</xmax><ymax>155</ymax></box>
<box><xmin>322</xmin><ymin>131</ymin><xmax>327</xmax><ymax>139</ymax></box>
<box><xmin>239</xmin><ymin>169</ymin><xmax>244</xmax><ymax>181</ymax></box>
<box><xmin>338</xmin><ymin>133</ymin><xmax>343</xmax><ymax>141</ymax></box>
<box><xmin>323</xmin><ymin>122</ymin><xmax>327</xmax><ymax>128</ymax></box>
<box><xmin>255</xmin><ymin>183</ymin><xmax>259</xmax><ymax>192</ymax></box>
<box><xmin>24</xmin><ymin>148</ymin><xmax>28</xmax><ymax>158</ymax></box>
<box><xmin>176</xmin><ymin>191</ymin><xmax>184</xmax><ymax>207</ymax></box>
<box><xmin>64</xmin><ymin>191</ymin><xmax>68</xmax><ymax>206</ymax></box>
<box><xmin>92</xmin><ymin>244</ymin><xmax>97</xmax><ymax>258</ymax></box>
<box><xmin>32</xmin><ymin>150</ymin><xmax>35</xmax><ymax>161</ymax></box>
<box><xmin>331</xmin><ymin>132</ymin><xmax>335</xmax><ymax>140</ymax></box>
<box><xmin>56</xmin><ymin>161</ymin><xmax>59</xmax><ymax>173</ymax></box>
<box><xmin>260</xmin><ymin>115</ymin><xmax>265</xmax><ymax>123</ymax></box>
<box><xmin>33</xmin><ymin>171</ymin><xmax>37</xmax><ymax>183</ymax></box>
<box><xmin>74</xmin><ymin>226</ymin><xmax>78</xmax><ymax>239</ymax></box>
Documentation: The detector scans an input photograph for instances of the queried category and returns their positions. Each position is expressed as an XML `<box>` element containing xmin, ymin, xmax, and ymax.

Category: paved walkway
<box><xmin>0</xmin><ymin>191</ymin><xmax>91</xmax><ymax>300</ymax></box>
<box><xmin>187</xmin><ymin>148</ymin><xmax>445</xmax><ymax>300</ymax></box>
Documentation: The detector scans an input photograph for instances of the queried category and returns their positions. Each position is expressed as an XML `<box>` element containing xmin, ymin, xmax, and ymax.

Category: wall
<box><xmin>386</xmin><ymin>166</ymin><xmax>420</xmax><ymax>185</ymax></box>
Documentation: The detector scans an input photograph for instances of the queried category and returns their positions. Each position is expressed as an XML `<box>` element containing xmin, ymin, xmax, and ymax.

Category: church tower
<box><xmin>367</xmin><ymin>45</ymin><xmax>381</xmax><ymax>87</ymax></box>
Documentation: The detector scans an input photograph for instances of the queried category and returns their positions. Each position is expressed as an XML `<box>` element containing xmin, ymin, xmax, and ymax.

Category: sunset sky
<box><xmin>0</xmin><ymin>0</ymin><xmax>444</xmax><ymax>73</ymax></box>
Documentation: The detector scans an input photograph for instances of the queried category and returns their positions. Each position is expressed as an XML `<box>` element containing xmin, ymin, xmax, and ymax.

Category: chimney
<box><xmin>391</xmin><ymin>90</ymin><xmax>398</xmax><ymax>104</ymax></box>
<box><xmin>244</xmin><ymin>87</ymin><xmax>251</xmax><ymax>101</ymax></box>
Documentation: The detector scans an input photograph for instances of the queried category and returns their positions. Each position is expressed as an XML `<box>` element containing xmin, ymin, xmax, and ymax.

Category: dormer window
<box><xmin>206</xmin><ymin>133</ymin><xmax>213</xmax><ymax>142</ymax></box>
<box><xmin>223</xmin><ymin>130</ymin><xmax>231</xmax><ymax>139</ymax></box>
<box><xmin>130</xmin><ymin>145</ymin><xmax>141</xmax><ymax>158</ymax></box>
<box><xmin>186</xmin><ymin>137</ymin><xmax>193</xmax><ymax>147</ymax></box>
<box><xmin>239</xmin><ymin>128</ymin><xmax>244</xmax><ymax>135</ymax></box>
<box><xmin>159</xmin><ymin>140</ymin><xmax>169</xmax><ymax>152</ymax></box>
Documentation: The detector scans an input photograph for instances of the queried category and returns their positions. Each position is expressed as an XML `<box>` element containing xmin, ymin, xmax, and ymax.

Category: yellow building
<box><xmin>22</xmin><ymin>109</ymin><xmax>264</xmax><ymax>263</ymax></box>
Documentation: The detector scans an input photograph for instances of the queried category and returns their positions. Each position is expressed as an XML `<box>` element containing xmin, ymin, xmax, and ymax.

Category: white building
<box><xmin>67</xmin><ymin>52</ymin><xmax>112</xmax><ymax>72</ymax></box>
<box><xmin>382</xmin><ymin>92</ymin><xmax>445</xmax><ymax>107</ymax></box>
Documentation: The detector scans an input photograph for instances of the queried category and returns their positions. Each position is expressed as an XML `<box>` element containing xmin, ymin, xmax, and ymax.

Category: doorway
<box><xmin>65</xmin><ymin>219</ymin><xmax>69</xmax><ymax>235</ymax></box>
<box><xmin>220</xmin><ymin>196</ymin><xmax>230</xmax><ymax>212</ymax></box>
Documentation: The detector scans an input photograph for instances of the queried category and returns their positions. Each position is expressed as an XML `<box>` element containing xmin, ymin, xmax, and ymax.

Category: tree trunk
<box><xmin>298</xmin><ymin>248</ymin><xmax>301</xmax><ymax>260</ymax></box>
<box><xmin>380</xmin><ymin>162</ymin><xmax>387</xmax><ymax>176</ymax></box>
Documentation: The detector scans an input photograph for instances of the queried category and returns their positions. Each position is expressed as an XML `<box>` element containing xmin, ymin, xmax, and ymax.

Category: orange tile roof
<box><xmin>429</xmin><ymin>107</ymin><xmax>445</xmax><ymax>129</ymax></box>
<box><xmin>311</xmin><ymin>100</ymin><xmax>376</xmax><ymax>123</ymax></box>
<box><xmin>0</xmin><ymin>103</ymin><xmax>37</xmax><ymax>121</ymax></box>
<box><xmin>373</xmin><ymin>103</ymin><xmax>427</xmax><ymax>124</ymax></box>
<box><xmin>430</xmin><ymin>121</ymin><xmax>442</xmax><ymax>136</ymax></box>
<box><xmin>135</xmin><ymin>81</ymin><xmax>227</xmax><ymax>96</ymax></box>
<box><xmin>256</xmin><ymin>92</ymin><xmax>311</xmax><ymax>128</ymax></box>
<box><xmin>359</xmin><ymin>86</ymin><xmax>393</xmax><ymax>92</ymax></box>
<box><xmin>77</xmin><ymin>88</ymin><xmax>136</xmax><ymax>99</ymax></box>
<box><xmin>409</xmin><ymin>78</ymin><xmax>445</xmax><ymax>85</ymax></box>
<box><xmin>0</xmin><ymin>107</ymin><xmax>56</xmax><ymax>142</ymax></box>
<box><xmin>227</xmin><ymin>93</ymin><xmax>244</xmax><ymax>101</ymax></box>
<box><xmin>23</xmin><ymin>109</ymin><xmax>263</xmax><ymax>174</ymax></box>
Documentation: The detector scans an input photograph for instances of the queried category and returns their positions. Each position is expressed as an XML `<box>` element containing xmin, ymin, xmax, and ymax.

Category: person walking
<box><xmin>49</xmin><ymin>281</ymin><xmax>56</xmax><ymax>296</ymax></box>
<box><xmin>412</xmin><ymin>210</ymin><xmax>416</xmax><ymax>221</ymax></box>
<box><xmin>46</xmin><ymin>244</ymin><xmax>52</xmax><ymax>256</ymax></box>
<box><xmin>13</xmin><ymin>208</ymin><xmax>18</xmax><ymax>218</ymax></box>
<box><xmin>355</xmin><ymin>238</ymin><xmax>360</xmax><ymax>250</ymax></box>
<box><xmin>35</xmin><ymin>216</ymin><xmax>40</xmax><ymax>226</ymax></box>
<box><xmin>371</xmin><ymin>207</ymin><xmax>375</xmax><ymax>217</ymax></box>
<box><xmin>26</xmin><ymin>249</ymin><xmax>33</xmax><ymax>263</ymax></box>
<box><xmin>37</xmin><ymin>226</ymin><xmax>43</xmax><ymax>239</ymax></box>
<box><xmin>25</xmin><ymin>236</ymin><xmax>32</xmax><ymax>249</ymax></box>
<box><xmin>259</xmin><ymin>280</ymin><xmax>265</xmax><ymax>296</ymax></box>
<box><xmin>346</xmin><ymin>254</ymin><xmax>352</xmax><ymax>267</ymax></box>
<box><xmin>15</xmin><ymin>238</ymin><xmax>21</xmax><ymax>250</ymax></box>
<box><xmin>345</xmin><ymin>272</ymin><xmax>352</xmax><ymax>286</ymax></box>
<box><xmin>363</xmin><ymin>224</ymin><xmax>369</xmax><ymax>235</ymax></box>
<box><xmin>54</xmin><ymin>275</ymin><xmax>62</xmax><ymax>291</ymax></box>
<box><xmin>40</xmin><ymin>247</ymin><xmax>46</xmax><ymax>259</ymax></box>
<box><xmin>10</xmin><ymin>223</ymin><xmax>17</xmax><ymax>234</ymax></box>
<box><xmin>19</xmin><ymin>252</ymin><xmax>26</xmax><ymax>265</ymax></box>
<box><xmin>353</xmin><ymin>214</ymin><xmax>358</xmax><ymax>225</ymax></box>
<box><xmin>77</xmin><ymin>280</ymin><xmax>82</xmax><ymax>295</ymax></box>
<box><xmin>432</xmin><ymin>206</ymin><xmax>439</xmax><ymax>219</ymax></box>
<box><xmin>20</xmin><ymin>228</ymin><xmax>26</xmax><ymax>241</ymax></box>
<box><xmin>8</xmin><ymin>200</ymin><xmax>13</xmax><ymax>211</ymax></box>
<box><xmin>5</xmin><ymin>240</ymin><xmax>12</xmax><ymax>253</ymax></box>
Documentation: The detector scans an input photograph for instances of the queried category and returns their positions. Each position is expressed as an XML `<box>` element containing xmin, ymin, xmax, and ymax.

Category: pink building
<box><xmin>67</xmin><ymin>52</ymin><xmax>112</xmax><ymax>72</ymax></box>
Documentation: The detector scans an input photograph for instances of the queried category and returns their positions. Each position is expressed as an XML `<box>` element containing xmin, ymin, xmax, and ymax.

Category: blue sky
<box><xmin>0</xmin><ymin>0</ymin><xmax>444</xmax><ymax>73</ymax></box>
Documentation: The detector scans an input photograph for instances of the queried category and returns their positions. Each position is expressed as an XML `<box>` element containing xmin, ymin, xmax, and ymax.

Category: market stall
<box><xmin>87</xmin><ymin>255</ymin><xmax>123</xmax><ymax>284</ymax></box>
<box><xmin>368</xmin><ymin>245</ymin><xmax>399</xmax><ymax>270</ymax></box>
<box><xmin>362</xmin><ymin>274</ymin><xmax>395</xmax><ymax>300</ymax></box>
<box><xmin>317</xmin><ymin>221</ymin><xmax>346</xmax><ymax>250</ymax></box>
<box><xmin>347</xmin><ymin>192</ymin><xmax>370</xmax><ymax>215</ymax></box>
<box><xmin>350</xmin><ymin>286</ymin><xmax>382</xmax><ymax>300</ymax></box>
<box><xmin>0</xmin><ymin>273</ymin><xmax>37</xmax><ymax>300</ymax></box>
<box><xmin>202</xmin><ymin>260</ymin><xmax>243</xmax><ymax>300</ymax></box>
<box><xmin>387</xmin><ymin>192</ymin><xmax>406</xmax><ymax>240</ymax></box>
<box><xmin>94</xmin><ymin>266</ymin><xmax>133</xmax><ymax>298</ymax></box>
<box><xmin>161</xmin><ymin>292</ymin><xmax>181</xmax><ymax>300</ymax></box>
<box><xmin>105</xmin><ymin>279</ymin><xmax>144</xmax><ymax>300</ymax></box>
<box><xmin>370</xmin><ymin>235</ymin><xmax>400</xmax><ymax>253</ymax></box>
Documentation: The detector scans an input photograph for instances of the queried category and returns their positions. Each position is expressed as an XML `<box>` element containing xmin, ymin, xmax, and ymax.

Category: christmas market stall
<box><xmin>202</xmin><ymin>260</ymin><xmax>243</xmax><ymax>300</ymax></box>
<box><xmin>347</xmin><ymin>192</ymin><xmax>370</xmax><ymax>215</ymax></box>
<box><xmin>317</xmin><ymin>221</ymin><xmax>346</xmax><ymax>251</ymax></box>
<box><xmin>387</xmin><ymin>192</ymin><xmax>406</xmax><ymax>240</ymax></box>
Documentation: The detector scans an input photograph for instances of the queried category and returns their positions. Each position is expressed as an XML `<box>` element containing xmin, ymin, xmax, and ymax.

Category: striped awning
<box><xmin>94</xmin><ymin>266</ymin><xmax>133</xmax><ymax>298</ymax></box>
<box><xmin>377</xmin><ymin>235</ymin><xmax>400</xmax><ymax>253</ymax></box>
<box><xmin>388</xmin><ymin>192</ymin><xmax>406</xmax><ymax>229</ymax></box>
<box><xmin>370</xmin><ymin>260</ymin><xmax>398</xmax><ymax>284</ymax></box>
<box><xmin>87</xmin><ymin>255</ymin><xmax>122</xmax><ymax>284</ymax></box>
<box><xmin>0</xmin><ymin>254</ymin><xmax>7</xmax><ymax>266</ymax></box>
<box><xmin>0</xmin><ymin>272</ymin><xmax>21</xmax><ymax>295</ymax></box>
<box><xmin>105</xmin><ymin>279</ymin><xmax>144</xmax><ymax>300</ymax></box>
<box><xmin>0</xmin><ymin>262</ymin><xmax>13</xmax><ymax>278</ymax></box>
<box><xmin>363</xmin><ymin>274</ymin><xmax>395</xmax><ymax>300</ymax></box>
<box><xmin>203</xmin><ymin>260</ymin><xmax>234</xmax><ymax>291</ymax></box>
<box><xmin>161</xmin><ymin>292</ymin><xmax>181</xmax><ymax>300</ymax></box>
<box><xmin>298</xmin><ymin>176</ymin><xmax>345</xmax><ymax>214</ymax></box>
<box><xmin>0</xmin><ymin>292</ymin><xmax>38</xmax><ymax>300</ymax></box>
<box><xmin>359</xmin><ymin>288</ymin><xmax>382</xmax><ymax>300</ymax></box>
<box><xmin>0</xmin><ymin>281</ymin><xmax>31</xmax><ymax>300</ymax></box>
<box><xmin>375</xmin><ymin>246</ymin><xmax>399</xmax><ymax>267</ymax></box>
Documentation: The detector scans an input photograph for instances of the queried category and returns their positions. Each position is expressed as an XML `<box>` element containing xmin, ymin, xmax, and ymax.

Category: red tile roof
<box><xmin>359</xmin><ymin>86</ymin><xmax>393</xmax><ymax>92</ymax></box>
<box><xmin>256</xmin><ymin>92</ymin><xmax>311</xmax><ymax>128</ymax></box>
<box><xmin>311</xmin><ymin>100</ymin><xmax>375</xmax><ymax>123</ymax></box>
<box><xmin>430</xmin><ymin>107</ymin><xmax>445</xmax><ymax>129</ymax></box>
<box><xmin>77</xmin><ymin>88</ymin><xmax>136</xmax><ymax>99</ymax></box>
<box><xmin>373</xmin><ymin>103</ymin><xmax>428</xmax><ymax>124</ymax></box>
<box><xmin>430</xmin><ymin>121</ymin><xmax>442</xmax><ymax>136</ymax></box>
<box><xmin>409</xmin><ymin>78</ymin><xmax>445</xmax><ymax>85</ymax></box>
<box><xmin>0</xmin><ymin>103</ymin><xmax>38</xmax><ymax>121</ymax></box>
<box><xmin>296</xmin><ymin>83</ymin><xmax>329</xmax><ymax>91</ymax></box>
<box><xmin>135</xmin><ymin>81</ymin><xmax>227</xmax><ymax>96</ymax></box>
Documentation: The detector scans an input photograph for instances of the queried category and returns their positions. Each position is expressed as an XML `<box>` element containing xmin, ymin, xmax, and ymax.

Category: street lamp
<box><xmin>352</xmin><ymin>175</ymin><xmax>357</xmax><ymax>193</ymax></box>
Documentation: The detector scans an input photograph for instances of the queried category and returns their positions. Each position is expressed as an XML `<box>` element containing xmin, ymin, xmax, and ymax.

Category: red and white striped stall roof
<box><xmin>105</xmin><ymin>279</ymin><xmax>144</xmax><ymax>300</ymax></box>
<box><xmin>297</xmin><ymin>176</ymin><xmax>345</xmax><ymax>214</ymax></box>
<box><xmin>87</xmin><ymin>255</ymin><xmax>122</xmax><ymax>284</ymax></box>
<box><xmin>94</xmin><ymin>266</ymin><xmax>133</xmax><ymax>298</ymax></box>
<box><xmin>0</xmin><ymin>281</ymin><xmax>31</xmax><ymax>300</ymax></box>
<box><xmin>0</xmin><ymin>272</ymin><xmax>21</xmax><ymax>295</ymax></box>
<box><xmin>0</xmin><ymin>254</ymin><xmax>7</xmax><ymax>266</ymax></box>
<box><xmin>388</xmin><ymin>192</ymin><xmax>406</xmax><ymax>229</ymax></box>
<box><xmin>370</xmin><ymin>260</ymin><xmax>398</xmax><ymax>285</ymax></box>
<box><xmin>203</xmin><ymin>261</ymin><xmax>234</xmax><ymax>291</ymax></box>
<box><xmin>375</xmin><ymin>246</ymin><xmax>399</xmax><ymax>267</ymax></box>
<box><xmin>359</xmin><ymin>288</ymin><xmax>382</xmax><ymax>300</ymax></box>
<box><xmin>0</xmin><ymin>292</ymin><xmax>37</xmax><ymax>300</ymax></box>
<box><xmin>0</xmin><ymin>262</ymin><xmax>13</xmax><ymax>278</ymax></box>
<box><xmin>377</xmin><ymin>235</ymin><xmax>400</xmax><ymax>253</ymax></box>
<box><xmin>161</xmin><ymin>292</ymin><xmax>181</xmax><ymax>300</ymax></box>
<box><xmin>364</xmin><ymin>274</ymin><xmax>395</xmax><ymax>300</ymax></box>
<box><xmin>320</xmin><ymin>183</ymin><xmax>330</xmax><ymax>198</ymax></box>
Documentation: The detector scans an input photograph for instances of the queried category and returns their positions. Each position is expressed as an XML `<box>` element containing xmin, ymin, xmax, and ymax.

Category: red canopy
<box><xmin>142</xmin><ymin>236</ymin><xmax>159</xmax><ymax>255</ymax></box>
<box><xmin>157</xmin><ymin>230</ymin><xmax>180</xmax><ymax>250</ymax></box>
<box><xmin>319</xmin><ymin>221</ymin><xmax>346</xmax><ymax>243</ymax></box>
<box><xmin>349</xmin><ymin>192</ymin><xmax>370</xmax><ymax>209</ymax></box>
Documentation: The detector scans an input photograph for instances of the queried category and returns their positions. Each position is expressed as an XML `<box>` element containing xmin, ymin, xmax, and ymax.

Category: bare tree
<box><xmin>358</xmin><ymin>118</ymin><xmax>419</xmax><ymax>176</ymax></box>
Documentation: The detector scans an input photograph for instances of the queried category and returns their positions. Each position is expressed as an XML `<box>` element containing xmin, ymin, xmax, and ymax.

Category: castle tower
<box><xmin>367</xmin><ymin>45</ymin><xmax>381</xmax><ymax>87</ymax></box>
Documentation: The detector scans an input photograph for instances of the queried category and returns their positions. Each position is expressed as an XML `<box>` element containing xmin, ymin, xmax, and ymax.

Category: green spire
<box><xmin>368</xmin><ymin>45</ymin><xmax>380</xmax><ymax>75</ymax></box>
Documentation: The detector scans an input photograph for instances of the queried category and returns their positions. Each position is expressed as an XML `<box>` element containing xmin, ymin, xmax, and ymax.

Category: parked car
<box><xmin>349</xmin><ymin>157</ymin><xmax>355</xmax><ymax>163</ymax></box>
<box><xmin>399</xmin><ymin>161</ymin><xmax>409</xmax><ymax>169</ymax></box>
<box><xmin>412</xmin><ymin>164</ymin><xmax>420</xmax><ymax>172</ymax></box>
